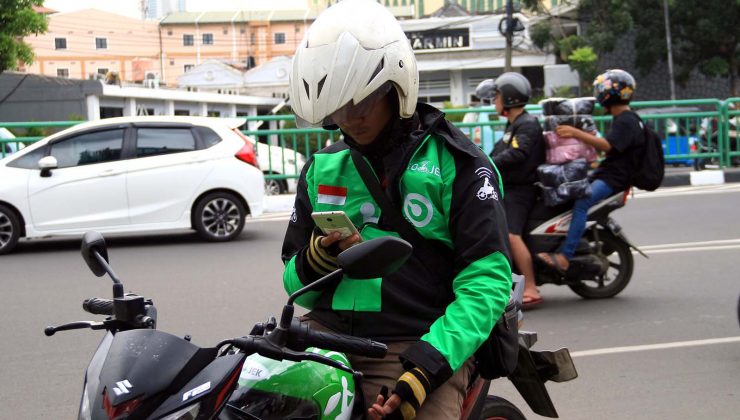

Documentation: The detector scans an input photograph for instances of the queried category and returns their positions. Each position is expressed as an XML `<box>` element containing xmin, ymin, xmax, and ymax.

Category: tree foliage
<box><xmin>0</xmin><ymin>0</ymin><xmax>48</xmax><ymax>73</ymax></box>
<box><xmin>535</xmin><ymin>0</ymin><xmax>740</xmax><ymax>95</ymax></box>
<box><xmin>632</xmin><ymin>0</ymin><xmax>740</xmax><ymax>95</ymax></box>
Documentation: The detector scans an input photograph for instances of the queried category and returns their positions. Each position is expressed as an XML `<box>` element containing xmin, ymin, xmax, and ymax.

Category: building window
<box><xmin>274</xmin><ymin>32</ymin><xmax>286</xmax><ymax>45</ymax></box>
<box><xmin>183</xmin><ymin>34</ymin><xmax>194</xmax><ymax>46</ymax></box>
<box><xmin>97</xmin><ymin>68</ymin><xmax>108</xmax><ymax>76</ymax></box>
<box><xmin>240</xmin><ymin>28</ymin><xmax>246</xmax><ymax>34</ymax></box>
<box><xmin>223</xmin><ymin>28</ymin><xmax>228</xmax><ymax>35</ymax></box>
<box><xmin>95</xmin><ymin>37</ymin><xmax>107</xmax><ymax>49</ymax></box>
<box><xmin>54</xmin><ymin>38</ymin><xmax>67</xmax><ymax>50</ymax></box>
<box><xmin>184</xmin><ymin>64</ymin><xmax>194</xmax><ymax>73</ymax></box>
<box><xmin>57</xmin><ymin>68</ymin><xmax>69</xmax><ymax>78</ymax></box>
<box><xmin>169</xmin><ymin>59</ymin><xmax>175</xmax><ymax>66</ymax></box>
<box><xmin>202</xmin><ymin>33</ymin><xmax>213</xmax><ymax>45</ymax></box>
<box><xmin>250</xmin><ymin>32</ymin><xmax>255</xmax><ymax>45</ymax></box>
<box><xmin>167</xmin><ymin>30</ymin><xmax>173</xmax><ymax>36</ymax></box>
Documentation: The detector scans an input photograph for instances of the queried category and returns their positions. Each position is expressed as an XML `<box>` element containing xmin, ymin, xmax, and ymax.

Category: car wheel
<box><xmin>264</xmin><ymin>177</ymin><xmax>287</xmax><ymax>195</ymax></box>
<box><xmin>193</xmin><ymin>192</ymin><xmax>246</xmax><ymax>242</ymax></box>
<box><xmin>0</xmin><ymin>205</ymin><xmax>21</xmax><ymax>255</ymax></box>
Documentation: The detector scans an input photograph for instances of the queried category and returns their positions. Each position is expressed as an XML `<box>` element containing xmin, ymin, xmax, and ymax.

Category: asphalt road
<box><xmin>1</xmin><ymin>184</ymin><xmax>739</xmax><ymax>419</ymax></box>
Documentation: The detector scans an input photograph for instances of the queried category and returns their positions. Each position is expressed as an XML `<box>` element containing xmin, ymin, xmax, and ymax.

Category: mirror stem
<box><xmin>94</xmin><ymin>252</ymin><xmax>123</xmax><ymax>297</ymax></box>
<box><xmin>287</xmin><ymin>269</ymin><xmax>343</xmax><ymax>307</ymax></box>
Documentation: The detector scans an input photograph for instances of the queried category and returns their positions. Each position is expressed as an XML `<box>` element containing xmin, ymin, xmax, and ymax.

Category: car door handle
<box><xmin>98</xmin><ymin>168</ymin><xmax>124</xmax><ymax>177</ymax></box>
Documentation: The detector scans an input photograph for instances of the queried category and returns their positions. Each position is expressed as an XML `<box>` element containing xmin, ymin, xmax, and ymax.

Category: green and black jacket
<box><xmin>281</xmin><ymin>103</ymin><xmax>512</xmax><ymax>384</ymax></box>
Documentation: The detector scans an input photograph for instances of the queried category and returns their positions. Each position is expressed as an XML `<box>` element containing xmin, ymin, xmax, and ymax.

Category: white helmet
<box><xmin>289</xmin><ymin>0</ymin><xmax>418</xmax><ymax>128</ymax></box>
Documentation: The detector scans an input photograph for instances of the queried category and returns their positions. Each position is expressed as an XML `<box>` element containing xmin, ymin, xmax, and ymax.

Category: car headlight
<box><xmin>159</xmin><ymin>402</ymin><xmax>200</xmax><ymax>420</ymax></box>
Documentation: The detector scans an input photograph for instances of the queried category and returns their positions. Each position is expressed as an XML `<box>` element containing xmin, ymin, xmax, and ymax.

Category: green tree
<box><xmin>0</xmin><ymin>0</ymin><xmax>48</xmax><ymax>73</ymax></box>
<box><xmin>632</xmin><ymin>0</ymin><xmax>740</xmax><ymax>96</ymax></box>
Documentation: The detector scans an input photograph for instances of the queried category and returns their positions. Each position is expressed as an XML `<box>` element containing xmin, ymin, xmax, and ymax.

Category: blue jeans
<box><xmin>559</xmin><ymin>179</ymin><xmax>614</xmax><ymax>259</ymax></box>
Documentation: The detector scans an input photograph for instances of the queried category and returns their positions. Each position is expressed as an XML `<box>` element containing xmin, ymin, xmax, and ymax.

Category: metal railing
<box><xmin>2</xmin><ymin>99</ymin><xmax>738</xmax><ymax>178</ymax></box>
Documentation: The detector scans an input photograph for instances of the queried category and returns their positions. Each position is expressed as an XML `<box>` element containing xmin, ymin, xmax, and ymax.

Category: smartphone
<box><xmin>311</xmin><ymin>211</ymin><xmax>361</xmax><ymax>241</ymax></box>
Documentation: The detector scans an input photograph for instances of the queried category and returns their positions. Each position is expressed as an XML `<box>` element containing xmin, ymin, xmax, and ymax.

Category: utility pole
<box><xmin>504</xmin><ymin>0</ymin><xmax>513</xmax><ymax>72</ymax></box>
<box><xmin>663</xmin><ymin>0</ymin><xmax>676</xmax><ymax>100</ymax></box>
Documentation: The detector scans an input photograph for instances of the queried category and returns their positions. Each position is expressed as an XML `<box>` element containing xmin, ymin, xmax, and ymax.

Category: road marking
<box><xmin>639</xmin><ymin>238</ymin><xmax>740</xmax><ymax>250</ymax></box>
<box><xmin>247</xmin><ymin>212</ymin><xmax>291</xmax><ymax>223</ymax></box>
<box><xmin>633</xmin><ymin>183</ymin><xmax>740</xmax><ymax>199</ymax></box>
<box><xmin>639</xmin><ymin>244</ymin><xmax>740</xmax><ymax>254</ymax></box>
<box><xmin>634</xmin><ymin>238</ymin><xmax>740</xmax><ymax>254</ymax></box>
<box><xmin>571</xmin><ymin>336</ymin><xmax>740</xmax><ymax>358</ymax></box>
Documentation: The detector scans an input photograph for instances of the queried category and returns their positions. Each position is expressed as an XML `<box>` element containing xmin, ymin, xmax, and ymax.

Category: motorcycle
<box><xmin>46</xmin><ymin>232</ymin><xmax>577</xmax><ymax>419</ymax></box>
<box><xmin>525</xmin><ymin>190</ymin><xmax>647</xmax><ymax>299</ymax></box>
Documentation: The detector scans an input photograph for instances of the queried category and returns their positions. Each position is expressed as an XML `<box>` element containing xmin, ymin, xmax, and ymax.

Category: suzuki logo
<box><xmin>112</xmin><ymin>380</ymin><xmax>133</xmax><ymax>396</ymax></box>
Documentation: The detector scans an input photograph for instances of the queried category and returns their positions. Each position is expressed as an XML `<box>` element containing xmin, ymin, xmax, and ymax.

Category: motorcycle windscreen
<box><xmin>93</xmin><ymin>329</ymin><xmax>217</xmax><ymax>409</ymax></box>
<box><xmin>225</xmin><ymin>351</ymin><xmax>355</xmax><ymax>420</ymax></box>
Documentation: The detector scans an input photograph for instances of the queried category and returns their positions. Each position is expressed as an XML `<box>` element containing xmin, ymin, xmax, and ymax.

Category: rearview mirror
<box><xmin>38</xmin><ymin>156</ymin><xmax>58</xmax><ymax>178</ymax></box>
<box><xmin>337</xmin><ymin>236</ymin><xmax>412</xmax><ymax>279</ymax></box>
<box><xmin>81</xmin><ymin>231</ymin><xmax>109</xmax><ymax>277</ymax></box>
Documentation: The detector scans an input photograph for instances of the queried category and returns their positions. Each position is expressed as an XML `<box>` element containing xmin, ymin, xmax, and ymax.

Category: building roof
<box><xmin>160</xmin><ymin>9</ymin><xmax>319</xmax><ymax>25</ymax></box>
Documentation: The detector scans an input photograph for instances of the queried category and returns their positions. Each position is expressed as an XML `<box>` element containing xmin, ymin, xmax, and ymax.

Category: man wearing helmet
<box><xmin>538</xmin><ymin>69</ymin><xmax>643</xmax><ymax>272</ymax></box>
<box><xmin>479</xmin><ymin>73</ymin><xmax>546</xmax><ymax>308</ymax></box>
<box><xmin>281</xmin><ymin>1</ymin><xmax>512</xmax><ymax>418</ymax></box>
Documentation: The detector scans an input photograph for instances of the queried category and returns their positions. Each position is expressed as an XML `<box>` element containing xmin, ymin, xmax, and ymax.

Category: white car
<box><xmin>0</xmin><ymin>116</ymin><xmax>265</xmax><ymax>255</ymax></box>
<box><xmin>248</xmin><ymin>138</ymin><xmax>306</xmax><ymax>195</ymax></box>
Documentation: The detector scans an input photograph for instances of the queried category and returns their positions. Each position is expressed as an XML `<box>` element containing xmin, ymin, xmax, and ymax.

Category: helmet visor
<box><xmin>328</xmin><ymin>83</ymin><xmax>393</xmax><ymax>127</ymax></box>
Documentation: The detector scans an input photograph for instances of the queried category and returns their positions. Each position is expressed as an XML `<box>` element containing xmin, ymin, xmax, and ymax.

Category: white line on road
<box><xmin>639</xmin><ymin>238</ymin><xmax>740</xmax><ymax>250</ymax></box>
<box><xmin>637</xmin><ymin>244</ymin><xmax>740</xmax><ymax>254</ymax></box>
<box><xmin>571</xmin><ymin>336</ymin><xmax>740</xmax><ymax>358</ymax></box>
<box><xmin>633</xmin><ymin>183</ymin><xmax>740</xmax><ymax>199</ymax></box>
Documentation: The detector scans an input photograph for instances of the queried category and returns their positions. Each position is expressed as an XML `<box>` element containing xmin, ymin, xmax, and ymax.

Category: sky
<box><xmin>43</xmin><ymin>0</ymin><xmax>310</xmax><ymax>19</ymax></box>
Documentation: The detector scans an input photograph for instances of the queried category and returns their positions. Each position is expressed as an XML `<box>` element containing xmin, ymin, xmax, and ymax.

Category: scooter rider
<box><xmin>281</xmin><ymin>1</ymin><xmax>512</xmax><ymax>418</ymax></box>
<box><xmin>538</xmin><ymin>69</ymin><xmax>642</xmax><ymax>272</ymax></box>
<box><xmin>481</xmin><ymin>74</ymin><xmax>546</xmax><ymax>308</ymax></box>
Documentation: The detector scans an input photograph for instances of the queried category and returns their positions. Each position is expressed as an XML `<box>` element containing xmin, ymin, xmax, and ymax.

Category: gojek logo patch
<box><xmin>403</xmin><ymin>193</ymin><xmax>433</xmax><ymax>228</ymax></box>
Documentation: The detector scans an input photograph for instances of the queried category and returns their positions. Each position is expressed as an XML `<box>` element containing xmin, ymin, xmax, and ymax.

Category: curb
<box><xmin>662</xmin><ymin>169</ymin><xmax>740</xmax><ymax>187</ymax></box>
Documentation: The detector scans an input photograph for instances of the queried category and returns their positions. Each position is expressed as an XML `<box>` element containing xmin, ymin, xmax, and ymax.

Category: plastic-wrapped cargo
<box><xmin>538</xmin><ymin>179</ymin><xmax>592</xmax><ymax>207</ymax></box>
<box><xmin>542</xmin><ymin>115</ymin><xmax>597</xmax><ymax>133</ymax></box>
<box><xmin>539</xmin><ymin>97</ymin><xmax>597</xmax><ymax>116</ymax></box>
<box><xmin>544</xmin><ymin>131</ymin><xmax>598</xmax><ymax>164</ymax></box>
<box><xmin>537</xmin><ymin>159</ymin><xmax>590</xmax><ymax>187</ymax></box>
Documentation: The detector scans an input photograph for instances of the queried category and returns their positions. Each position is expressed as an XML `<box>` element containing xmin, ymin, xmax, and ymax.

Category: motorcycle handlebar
<box><xmin>82</xmin><ymin>298</ymin><xmax>114</xmax><ymax>316</ymax></box>
<box><xmin>287</xmin><ymin>319</ymin><xmax>387</xmax><ymax>359</ymax></box>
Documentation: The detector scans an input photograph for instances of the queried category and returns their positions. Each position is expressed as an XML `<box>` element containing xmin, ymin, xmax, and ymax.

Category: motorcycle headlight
<box><xmin>158</xmin><ymin>402</ymin><xmax>200</xmax><ymax>420</ymax></box>
<box><xmin>78</xmin><ymin>386</ymin><xmax>92</xmax><ymax>420</ymax></box>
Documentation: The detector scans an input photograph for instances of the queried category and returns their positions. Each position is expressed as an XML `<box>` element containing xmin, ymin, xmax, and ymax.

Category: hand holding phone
<box><xmin>311</xmin><ymin>211</ymin><xmax>361</xmax><ymax>241</ymax></box>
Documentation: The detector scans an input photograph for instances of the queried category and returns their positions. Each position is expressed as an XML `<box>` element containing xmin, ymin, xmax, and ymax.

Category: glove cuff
<box><xmin>305</xmin><ymin>231</ymin><xmax>338</xmax><ymax>276</ymax></box>
<box><xmin>393</xmin><ymin>367</ymin><xmax>432</xmax><ymax>419</ymax></box>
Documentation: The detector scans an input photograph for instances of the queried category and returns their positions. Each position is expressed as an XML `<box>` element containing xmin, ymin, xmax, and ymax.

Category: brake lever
<box><xmin>281</xmin><ymin>348</ymin><xmax>357</xmax><ymax>376</ymax></box>
<box><xmin>44</xmin><ymin>321</ymin><xmax>106</xmax><ymax>336</ymax></box>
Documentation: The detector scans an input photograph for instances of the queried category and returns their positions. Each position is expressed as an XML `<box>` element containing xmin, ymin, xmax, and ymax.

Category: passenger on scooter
<box><xmin>538</xmin><ymin>69</ymin><xmax>643</xmax><ymax>272</ymax></box>
<box><xmin>481</xmin><ymin>74</ymin><xmax>546</xmax><ymax>308</ymax></box>
<box><xmin>281</xmin><ymin>1</ymin><xmax>513</xmax><ymax>418</ymax></box>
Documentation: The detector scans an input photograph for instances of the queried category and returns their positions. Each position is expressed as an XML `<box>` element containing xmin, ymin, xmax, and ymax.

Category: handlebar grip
<box><xmin>83</xmin><ymin>298</ymin><xmax>114</xmax><ymax>316</ymax></box>
<box><xmin>305</xmin><ymin>329</ymin><xmax>388</xmax><ymax>359</ymax></box>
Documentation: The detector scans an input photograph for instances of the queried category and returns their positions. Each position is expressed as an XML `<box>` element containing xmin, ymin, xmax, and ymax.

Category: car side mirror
<box><xmin>38</xmin><ymin>156</ymin><xmax>58</xmax><ymax>178</ymax></box>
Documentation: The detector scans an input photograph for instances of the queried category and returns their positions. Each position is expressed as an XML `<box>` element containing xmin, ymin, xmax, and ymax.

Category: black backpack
<box><xmin>631</xmin><ymin>114</ymin><xmax>665</xmax><ymax>191</ymax></box>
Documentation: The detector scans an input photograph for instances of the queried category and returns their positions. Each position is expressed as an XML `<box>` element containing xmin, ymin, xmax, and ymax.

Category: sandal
<box><xmin>522</xmin><ymin>295</ymin><xmax>544</xmax><ymax>310</ymax></box>
<box><xmin>537</xmin><ymin>252</ymin><xmax>568</xmax><ymax>274</ymax></box>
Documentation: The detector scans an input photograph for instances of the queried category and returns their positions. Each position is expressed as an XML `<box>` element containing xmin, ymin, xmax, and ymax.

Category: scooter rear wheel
<box><xmin>569</xmin><ymin>230</ymin><xmax>634</xmax><ymax>299</ymax></box>
<box><xmin>478</xmin><ymin>395</ymin><xmax>526</xmax><ymax>420</ymax></box>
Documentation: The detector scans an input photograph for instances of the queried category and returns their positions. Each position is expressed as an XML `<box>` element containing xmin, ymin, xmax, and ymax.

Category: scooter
<box><xmin>525</xmin><ymin>190</ymin><xmax>647</xmax><ymax>298</ymax></box>
<box><xmin>46</xmin><ymin>232</ymin><xmax>577</xmax><ymax>419</ymax></box>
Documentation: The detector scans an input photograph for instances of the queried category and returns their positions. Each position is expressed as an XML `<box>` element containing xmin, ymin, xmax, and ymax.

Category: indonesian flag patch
<box><xmin>317</xmin><ymin>185</ymin><xmax>347</xmax><ymax>206</ymax></box>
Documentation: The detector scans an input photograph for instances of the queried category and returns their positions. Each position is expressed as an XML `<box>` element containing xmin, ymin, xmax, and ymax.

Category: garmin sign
<box><xmin>406</xmin><ymin>28</ymin><xmax>470</xmax><ymax>51</ymax></box>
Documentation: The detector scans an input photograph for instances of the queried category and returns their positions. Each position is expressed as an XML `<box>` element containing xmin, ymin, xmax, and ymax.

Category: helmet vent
<box><xmin>303</xmin><ymin>79</ymin><xmax>310</xmax><ymax>99</ymax></box>
<box><xmin>367</xmin><ymin>57</ymin><xmax>384</xmax><ymax>86</ymax></box>
<box><xmin>317</xmin><ymin>75</ymin><xmax>327</xmax><ymax>99</ymax></box>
